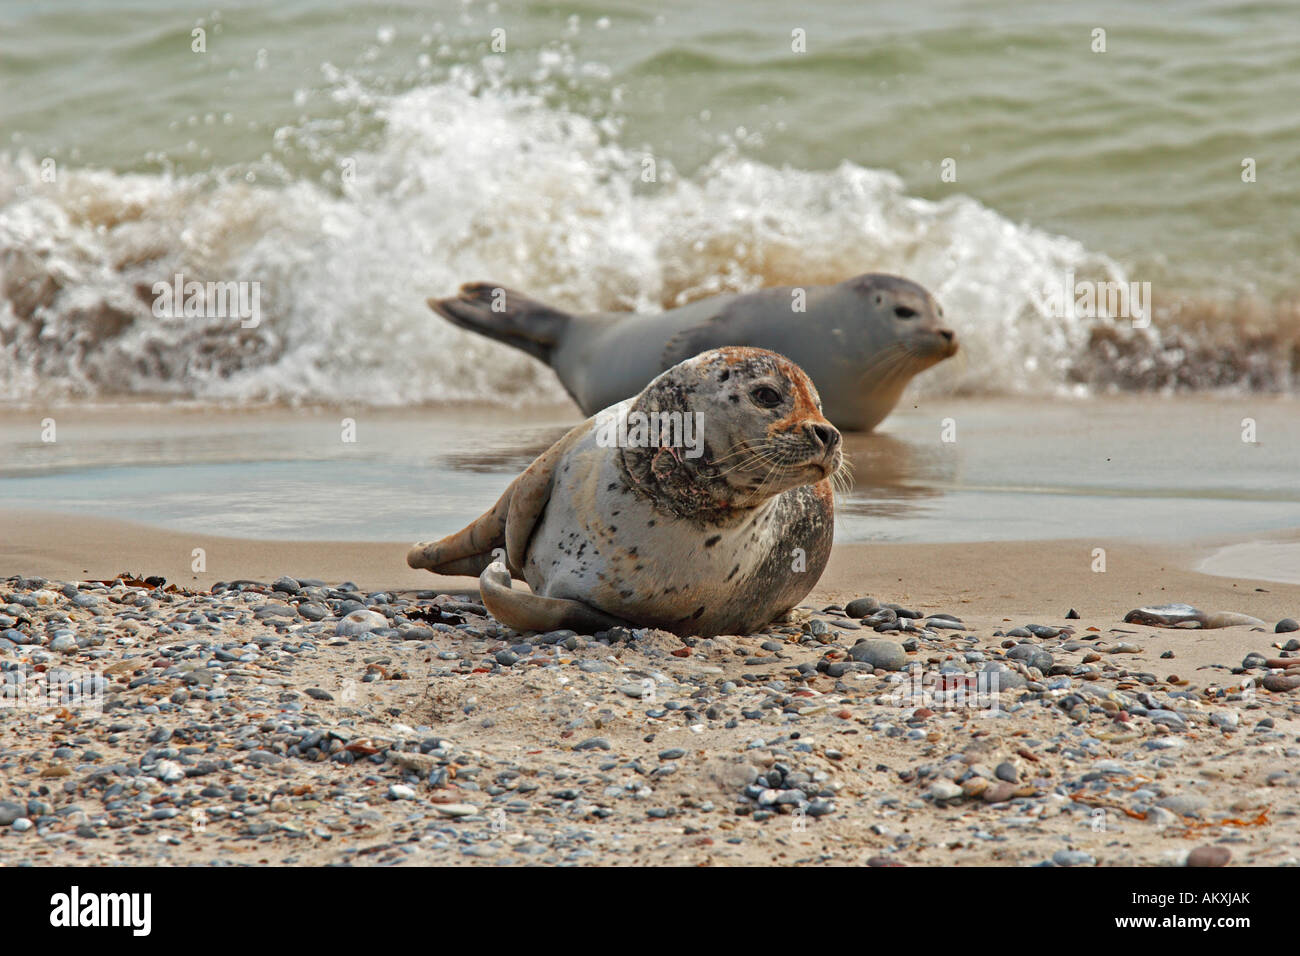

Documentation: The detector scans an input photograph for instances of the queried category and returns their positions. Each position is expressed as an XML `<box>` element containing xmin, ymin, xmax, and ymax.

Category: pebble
<box><xmin>1156</xmin><ymin>794</ymin><xmax>1207</xmax><ymax>817</ymax></box>
<box><xmin>1276</xmin><ymin>618</ymin><xmax>1299</xmax><ymax>634</ymax></box>
<box><xmin>844</xmin><ymin>597</ymin><xmax>881</xmax><ymax>618</ymax></box>
<box><xmin>1186</xmin><ymin>845</ymin><xmax>1231</xmax><ymax>867</ymax></box>
<box><xmin>335</xmin><ymin>609</ymin><xmax>388</xmax><ymax>636</ymax></box>
<box><xmin>1052</xmin><ymin>849</ymin><xmax>1095</xmax><ymax>867</ymax></box>
<box><xmin>847</xmin><ymin>639</ymin><xmax>906</xmax><ymax>671</ymax></box>
<box><xmin>927</xmin><ymin>781</ymin><xmax>963</xmax><ymax>803</ymax></box>
<box><xmin>1146</xmin><ymin>709</ymin><xmax>1187</xmax><ymax>730</ymax></box>
<box><xmin>1006</xmin><ymin>644</ymin><xmax>1053</xmax><ymax>672</ymax></box>
<box><xmin>298</xmin><ymin>603</ymin><xmax>328</xmax><ymax>621</ymax></box>
<box><xmin>1262</xmin><ymin>674</ymin><xmax>1300</xmax><ymax>693</ymax></box>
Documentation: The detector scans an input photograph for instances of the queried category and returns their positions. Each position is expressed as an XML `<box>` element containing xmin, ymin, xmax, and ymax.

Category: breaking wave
<box><xmin>2</xmin><ymin>74</ymin><xmax>1296</xmax><ymax>407</ymax></box>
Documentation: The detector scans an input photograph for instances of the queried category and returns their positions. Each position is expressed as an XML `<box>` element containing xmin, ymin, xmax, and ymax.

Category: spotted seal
<box><xmin>406</xmin><ymin>347</ymin><xmax>842</xmax><ymax>636</ymax></box>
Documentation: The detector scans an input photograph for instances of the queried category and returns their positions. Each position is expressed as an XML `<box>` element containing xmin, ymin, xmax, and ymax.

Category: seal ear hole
<box><xmin>719</xmin><ymin>370</ymin><xmax>730</xmax><ymax>382</ymax></box>
<box><xmin>894</xmin><ymin>306</ymin><xmax>918</xmax><ymax>319</ymax></box>
<box><xmin>874</xmin><ymin>294</ymin><xmax>883</xmax><ymax>305</ymax></box>
<box><xmin>750</xmin><ymin>385</ymin><xmax>782</xmax><ymax>408</ymax></box>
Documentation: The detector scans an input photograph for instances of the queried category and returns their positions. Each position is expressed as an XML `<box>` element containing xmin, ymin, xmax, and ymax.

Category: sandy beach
<box><xmin>4</xmin><ymin>0</ymin><xmax>1300</xmax><ymax>886</ymax></box>
<box><xmin>2</xmin><ymin>512</ymin><xmax>1297</xmax><ymax>866</ymax></box>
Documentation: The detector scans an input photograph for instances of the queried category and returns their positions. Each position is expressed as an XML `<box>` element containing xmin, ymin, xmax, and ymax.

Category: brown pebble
<box><xmin>982</xmin><ymin>782</ymin><xmax>1017</xmax><ymax>803</ymax></box>
<box><xmin>1186</xmin><ymin>845</ymin><xmax>1231</xmax><ymax>867</ymax></box>
<box><xmin>1262</xmin><ymin>673</ymin><xmax>1300</xmax><ymax>692</ymax></box>
<box><xmin>867</xmin><ymin>855</ymin><xmax>904</xmax><ymax>867</ymax></box>
<box><xmin>1082</xmin><ymin>652</ymin><xmax>1100</xmax><ymax>663</ymax></box>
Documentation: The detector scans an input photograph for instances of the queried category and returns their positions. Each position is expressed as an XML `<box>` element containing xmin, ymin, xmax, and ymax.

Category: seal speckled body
<box><xmin>428</xmin><ymin>273</ymin><xmax>956</xmax><ymax>431</ymax></box>
<box><xmin>407</xmin><ymin>347</ymin><xmax>842</xmax><ymax>637</ymax></box>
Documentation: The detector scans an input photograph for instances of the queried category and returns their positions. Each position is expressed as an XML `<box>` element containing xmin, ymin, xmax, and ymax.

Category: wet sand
<box><xmin>4</xmin><ymin>509</ymin><xmax>1298</xmax><ymax>677</ymax></box>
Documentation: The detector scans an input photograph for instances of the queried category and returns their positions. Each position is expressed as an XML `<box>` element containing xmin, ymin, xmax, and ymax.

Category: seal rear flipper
<box><xmin>479</xmin><ymin>562</ymin><xmax>629</xmax><ymax>633</ymax></box>
<box><xmin>406</xmin><ymin>490</ymin><xmax>510</xmax><ymax>575</ymax></box>
<box><xmin>428</xmin><ymin>282</ymin><xmax>572</xmax><ymax>362</ymax></box>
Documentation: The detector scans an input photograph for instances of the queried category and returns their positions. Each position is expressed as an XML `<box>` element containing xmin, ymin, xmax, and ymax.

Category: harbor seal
<box><xmin>429</xmin><ymin>273</ymin><xmax>956</xmax><ymax>431</ymax></box>
<box><xmin>406</xmin><ymin>346</ymin><xmax>842</xmax><ymax>637</ymax></box>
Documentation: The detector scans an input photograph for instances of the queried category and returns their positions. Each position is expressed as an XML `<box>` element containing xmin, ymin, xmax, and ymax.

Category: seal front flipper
<box><xmin>428</xmin><ymin>282</ymin><xmax>572</xmax><ymax>363</ymax></box>
<box><xmin>478</xmin><ymin>562</ymin><xmax>629</xmax><ymax>633</ymax></box>
<box><xmin>406</xmin><ymin>420</ymin><xmax>590</xmax><ymax>576</ymax></box>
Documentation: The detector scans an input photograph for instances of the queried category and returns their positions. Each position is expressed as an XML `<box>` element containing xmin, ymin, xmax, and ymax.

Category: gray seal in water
<box><xmin>428</xmin><ymin>273</ymin><xmax>956</xmax><ymax>431</ymax></box>
<box><xmin>406</xmin><ymin>346</ymin><xmax>842</xmax><ymax>637</ymax></box>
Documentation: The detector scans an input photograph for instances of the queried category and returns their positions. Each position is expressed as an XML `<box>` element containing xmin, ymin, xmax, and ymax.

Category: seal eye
<box><xmin>894</xmin><ymin>306</ymin><xmax>917</xmax><ymax>319</ymax></box>
<box><xmin>750</xmin><ymin>385</ymin><xmax>782</xmax><ymax>408</ymax></box>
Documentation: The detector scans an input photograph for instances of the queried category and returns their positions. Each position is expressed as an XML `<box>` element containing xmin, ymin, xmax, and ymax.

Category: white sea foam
<box><xmin>0</xmin><ymin>77</ymin><xmax>1271</xmax><ymax>407</ymax></box>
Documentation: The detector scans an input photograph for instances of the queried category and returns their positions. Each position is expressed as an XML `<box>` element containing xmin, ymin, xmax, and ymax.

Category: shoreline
<box><xmin>3</xmin><ymin>509</ymin><xmax>1298</xmax><ymax>680</ymax></box>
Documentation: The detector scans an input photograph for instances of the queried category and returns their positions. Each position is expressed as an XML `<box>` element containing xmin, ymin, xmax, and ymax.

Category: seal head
<box><xmin>617</xmin><ymin>347</ymin><xmax>842</xmax><ymax>521</ymax></box>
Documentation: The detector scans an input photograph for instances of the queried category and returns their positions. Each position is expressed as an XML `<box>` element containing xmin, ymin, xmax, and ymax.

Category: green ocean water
<box><xmin>2</xmin><ymin>0</ymin><xmax>1299</xmax><ymax>405</ymax></box>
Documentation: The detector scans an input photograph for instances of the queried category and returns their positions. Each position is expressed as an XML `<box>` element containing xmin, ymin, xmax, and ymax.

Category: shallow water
<box><xmin>2</xmin><ymin>396</ymin><xmax>1295</xmax><ymax>548</ymax></box>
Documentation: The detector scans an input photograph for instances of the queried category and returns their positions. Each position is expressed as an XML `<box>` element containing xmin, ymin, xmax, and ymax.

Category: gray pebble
<box><xmin>1156</xmin><ymin>794</ymin><xmax>1207</xmax><ymax>817</ymax></box>
<box><xmin>847</xmin><ymin>639</ymin><xmax>906</xmax><ymax>671</ymax></box>
<box><xmin>1052</xmin><ymin>849</ymin><xmax>1095</xmax><ymax>867</ymax></box>
<box><xmin>844</xmin><ymin>597</ymin><xmax>880</xmax><ymax>618</ymax></box>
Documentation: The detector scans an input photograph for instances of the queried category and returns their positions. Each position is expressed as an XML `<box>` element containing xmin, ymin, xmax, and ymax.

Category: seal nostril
<box><xmin>937</xmin><ymin>328</ymin><xmax>954</xmax><ymax>342</ymax></box>
<box><xmin>807</xmin><ymin>422</ymin><xmax>838</xmax><ymax>449</ymax></box>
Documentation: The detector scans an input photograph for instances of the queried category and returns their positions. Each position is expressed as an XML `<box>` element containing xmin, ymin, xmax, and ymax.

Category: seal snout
<box><xmin>800</xmin><ymin>418</ymin><xmax>842</xmax><ymax>478</ymax></box>
<box><xmin>804</xmin><ymin>420</ymin><xmax>840</xmax><ymax>454</ymax></box>
<box><xmin>935</xmin><ymin>326</ymin><xmax>958</xmax><ymax>355</ymax></box>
